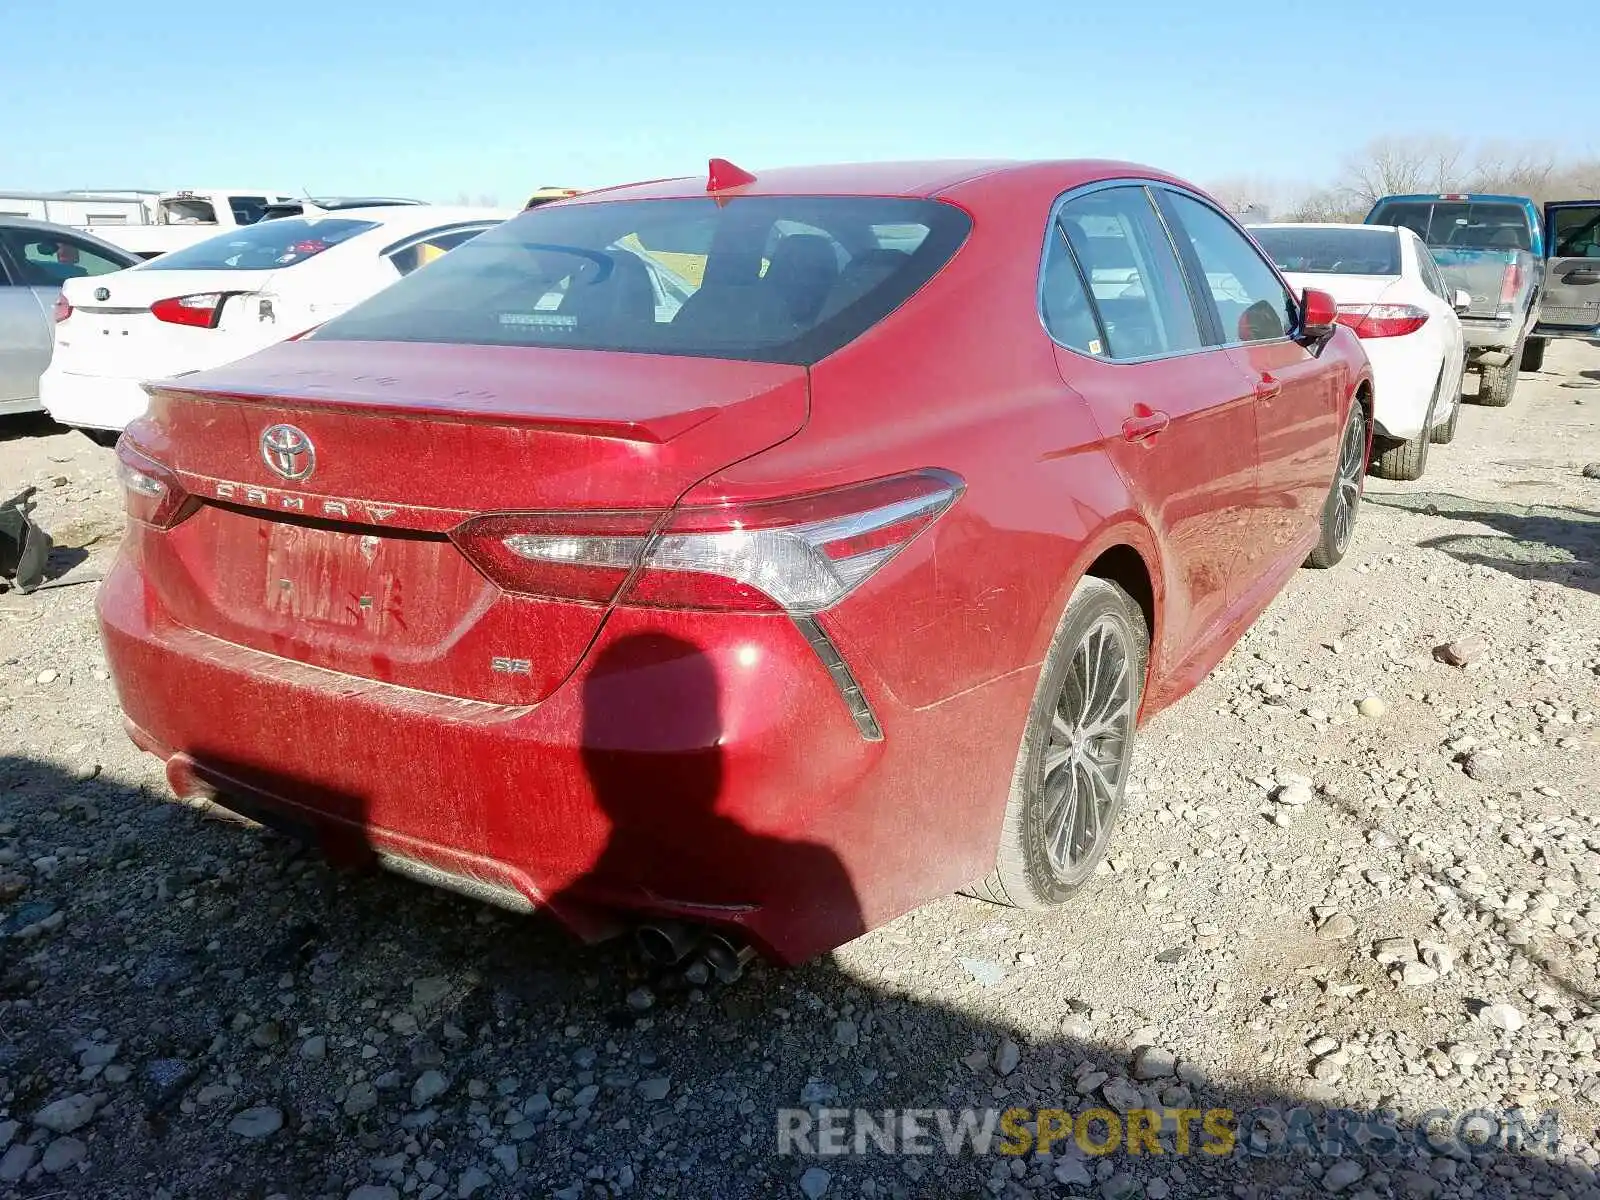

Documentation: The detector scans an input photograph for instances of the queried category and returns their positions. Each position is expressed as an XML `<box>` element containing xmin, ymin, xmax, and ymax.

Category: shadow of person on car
<box><xmin>1367</xmin><ymin>490</ymin><xmax>1600</xmax><ymax>597</ymax></box>
<box><xmin>549</xmin><ymin>630</ymin><xmax>867</xmax><ymax>976</ymax></box>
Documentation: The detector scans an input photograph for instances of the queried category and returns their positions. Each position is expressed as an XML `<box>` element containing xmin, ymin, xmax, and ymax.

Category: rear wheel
<box><xmin>971</xmin><ymin>577</ymin><xmax>1148</xmax><ymax>909</ymax></box>
<box><xmin>1476</xmin><ymin>340</ymin><xmax>1523</xmax><ymax>407</ymax></box>
<box><xmin>1431</xmin><ymin>359</ymin><xmax>1464</xmax><ymax>444</ymax></box>
<box><xmin>1520</xmin><ymin>337</ymin><xmax>1547</xmax><ymax>372</ymax></box>
<box><xmin>1370</xmin><ymin>372</ymin><xmax>1438</xmax><ymax>481</ymax></box>
<box><xmin>1305</xmin><ymin>400</ymin><xmax>1367</xmax><ymax>569</ymax></box>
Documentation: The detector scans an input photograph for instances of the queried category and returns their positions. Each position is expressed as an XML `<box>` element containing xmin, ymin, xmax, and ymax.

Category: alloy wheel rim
<box><xmin>1332</xmin><ymin>411</ymin><xmax>1366</xmax><ymax>554</ymax></box>
<box><xmin>1040</xmin><ymin>615</ymin><xmax>1134</xmax><ymax>882</ymax></box>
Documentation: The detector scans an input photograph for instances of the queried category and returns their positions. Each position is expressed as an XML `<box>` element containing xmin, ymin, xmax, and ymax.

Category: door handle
<box><xmin>1564</xmin><ymin>269</ymin><xmax>1600</xmax><ymax>285</ymax></box>
<box><xmin>1254</xmin><ymin>376</ymin><xmax>1282</xmax><ymax>401</ymax></box>
<box><xmin>1121</xmin><ymin>411</ymin><xmax>1170</xmax><ymax>443</ymax></box>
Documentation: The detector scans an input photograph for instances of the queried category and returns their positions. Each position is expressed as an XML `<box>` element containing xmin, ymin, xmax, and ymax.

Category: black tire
<box><xmin>81</xmin><ymin>429</ymin><xmax>120</xmax><ymax>448</ymax></box>
<box><xmin>1476</xmin><ymin>341</ymin><xmax>1523</xmax><ymax>407</ymax></box>
<box><xmin>970</xmin><ymin>576</ymin><xmax>1148</xmax><ymax>909</ymax></box>
<box><xmin>1520</xmin><ymin>337</ymin><xmax>1547</xmax><ymax>372</ymax></box>
<box><xmin>1431</xmin><ymin>362</ymin><xmax>1463</xmax><ymax>444</ymax></box>
<box><xmin>1369</xmin><ymin>372</ymin><xmax>1438</xmax><ymax>481</ymax></box>
<box><xmin>1305</xmin><ymin>401</ymin><xmax>1368</xmax><ymax>569</ymax></box>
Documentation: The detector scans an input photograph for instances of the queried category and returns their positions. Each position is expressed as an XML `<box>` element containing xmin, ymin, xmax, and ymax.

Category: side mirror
<box><xmin>1300</xmin><ymin>287</ymin><xmax>1339</xmax><ymax>340</ymax></box>
<box><xmin>1452</xmin><ymin>289</ymin><xmax>1472</xmax><ymax>314</ymax></box>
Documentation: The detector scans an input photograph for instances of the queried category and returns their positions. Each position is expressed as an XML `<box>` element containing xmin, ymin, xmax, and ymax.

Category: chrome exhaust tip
<box><xmin>635</xmin><ymin>920</ymin><xmax>698</xmax><ymax>966</ymax></box>
<box><xmin>700</xmin><ymin>933</ymin><xmax>756</xmax><ymax>984</ymax></box>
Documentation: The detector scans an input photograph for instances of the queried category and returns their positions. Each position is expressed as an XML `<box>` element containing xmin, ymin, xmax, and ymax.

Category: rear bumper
<box><xmin>1459</xmin><ymin>318</ymin><xmax>1519</xmax><ymax>360</ymax></box>
<box><xmin>39</xmin><ymin>368</ymin><xmax>149</xmax><ymax>431</ymax></box>
<box><xmin>96</xmin><ymin>546</ymin><xmax>1027</xmax><ymax>963</ymax></box>
<box><xmin>0</xmin><ymin>395</ymin><xmax>44</xmax><ymax>417</ymax></box>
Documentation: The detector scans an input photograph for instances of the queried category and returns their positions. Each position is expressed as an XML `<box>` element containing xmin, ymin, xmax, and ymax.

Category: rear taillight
<box><xmin>116</xmin><ymin>442</ymin><xmax>192</xmax><ymax>527</ymax></box>
<box><xmin>451</xmin><ymin>470</ymin><xmax>964</xmax><ymax>615</ymax></box>
<box><xmin>1498</xmin><ymin>263</ymin><xmax>1522</xmax><ymax>310</ymax></box>
<box><xmin>150</xmin><ymin>293</ymin><xmax>229</xmax><ymax>329</ymax></box>
<box><xmin>52</xmin><ymin>297</ymin><xmax>72</xmax><ymax>323</ymax></box>
<box><xmin>1335</xmin><ymin>303</ymin><xmax>1430</xmax><ymax>339</ymax></box>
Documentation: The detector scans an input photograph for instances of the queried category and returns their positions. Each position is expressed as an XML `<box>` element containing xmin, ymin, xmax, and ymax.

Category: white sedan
<box><xmin>1249</xmin><ymin>222</ymin><xmax>1469</xmax><ymax>481</ymax></box>
<box><xmin>41</xmin><ymin>205</ymin><xmax>511</xmax><ymax>433</ymax></box>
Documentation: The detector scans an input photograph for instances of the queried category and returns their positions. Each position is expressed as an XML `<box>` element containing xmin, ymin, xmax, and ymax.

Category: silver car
<box><xmin>0</xmin><ymin>217</ymin><xmax>140</xmax><ymax>418</ymax></box>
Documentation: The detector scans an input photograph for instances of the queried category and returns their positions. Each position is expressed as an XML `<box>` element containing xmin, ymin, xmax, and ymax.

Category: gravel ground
<box><xmin>1</xmin><ymin>341</ymin><xmax>1598</xmax><ymax>1200</ymax></box>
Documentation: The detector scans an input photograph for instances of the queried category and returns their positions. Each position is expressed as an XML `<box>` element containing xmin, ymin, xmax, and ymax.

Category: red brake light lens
<box><xmin>451</xmin><ymin>510</ymin><xmax>661</xmax><ymax>604</ymax></box>
<box><xmin>115</xmin><ymin>441</ymin><xmax>192</xmax><ymax>528</ymax></box>
<box><xmin>1335</xmin><ymin>303</ymin><xmax>1430</xmax><ymax>339</ymax></box>
<box><xmin>451</xmin><ymin>470</ymin><xmax>965</xmax><ymax>615</ymax></box>
<box><xmin>52</xmin><ymin>296</ymin><xmax>72</xmax><ymax>323</ymax></box>
<box><xmin>1498</xmin><ymin>263</ymin><xmax>1522</xmax><ymax>305</ymax></box>
<box><xmin>150</xmin><ymin>293</ymin><xmax>228</xmax><ymax>329</ymax></box>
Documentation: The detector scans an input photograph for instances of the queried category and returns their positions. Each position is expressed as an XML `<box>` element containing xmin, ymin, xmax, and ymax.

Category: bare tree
<box><xmin>1209</xmin><ymin>136</ymin><xmax>1599</xmax><ymax>231</ymax></box>
<box><xmin>1205</xmin><ymin>176</ymin><xmax>1279</xmax><ymax>215</ymax></box>
<box><xmin>1550</xmin><ymin>158</ymin><xmax>1600</xmax><ymax>199</ymax></box>
<box><xmin>1338</xmin><ymin>135</ymin><xmax>1468</xmax><ymax>207</ymax></box>
<box><xmin>1468</xmin><ymin>141</ymin><xmax>1559</xmax><ymax>201</ymax></box>
<box><xmin>1283</xmin><ymin>187</ymin><xmax>1365</xmax><ymax>223</ymax></box>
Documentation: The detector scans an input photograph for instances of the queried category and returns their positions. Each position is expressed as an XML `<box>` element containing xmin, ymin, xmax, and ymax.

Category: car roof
<box><xmin>1373</xmin><ymin>193</ymin><xmax>1533</xmax><ymax>205</ymax></box>
<box><xmin>1249</xmin><ymin>222</ymin><xmax>1396</xmax><ymax>232</ymax></box>
<box><xmin>289</xmin><ymin>204</ymin><xmax>512</xmax><ymax>229</ymax></box>
<box><xmin>566</xmin><ymin>159</ymin><xmax>1192</xmax><ymax>204</ymax></box>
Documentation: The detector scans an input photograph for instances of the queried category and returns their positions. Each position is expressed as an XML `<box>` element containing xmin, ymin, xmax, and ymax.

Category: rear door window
<box><xmin>140</xmin><ymin>218</ymin><xmax>378</xmax><ymax>272</ymax></box>
<box><xmin>1044</xmin><ymin>186</ymin><xmax>1202</xmax><ymax>360</ymax></box>
<box><xmin>0</xmin><ymin>231</ymin><xmax>130</xmax><ymax>286</ymax></box>
<box><xmin>388</xmin><ymin>226</ymin><xmax>492</xmax><ymax>276</ymax></box>
<box><xmin>1160</xmin><ymin>193</ymin><xmax>1296</xmax><ymax>345</ymax></box>
<box><xmin>1415</xmin><ymin>239</ymin><xmax>1451</xmax><ymax>300</ymax></box>
<box><xmin>313</xmin><ymin>197</ymin><xmax>971</xmax><ymax>366</ymax></box>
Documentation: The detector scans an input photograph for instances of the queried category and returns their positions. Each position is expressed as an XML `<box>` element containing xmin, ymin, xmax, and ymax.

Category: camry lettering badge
<box><xmin>260</xmin><ymin>424</ymin><xmax>315</xmax><ymax>482</ymax></box>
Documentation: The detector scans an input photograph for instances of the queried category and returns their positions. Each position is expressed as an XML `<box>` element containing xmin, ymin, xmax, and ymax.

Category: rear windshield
<box><xmin>139</xmin><ymin>218</ymin><xmax>377</xmax><ymax>272</ymax></box>
<box><xmin>1368</xmin><ymin>200</ymin><xmax>1531</xmax><ymax>251</ymax></box>
<box><xmin>312</xmin><ymin>197</ymin><xmax>971</xmax><ymax>365</ymax></box>
<box><xmin>1250</xmin><ymin>226</ymin><xmax>1400</xmax><ymax>276</ymax></box>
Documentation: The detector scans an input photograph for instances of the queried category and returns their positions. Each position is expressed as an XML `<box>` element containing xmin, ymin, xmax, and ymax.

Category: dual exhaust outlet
<box><xmin>635</xmin><ymin>920</ymin><xmax>755</xmax><ymax>984</ymax></box>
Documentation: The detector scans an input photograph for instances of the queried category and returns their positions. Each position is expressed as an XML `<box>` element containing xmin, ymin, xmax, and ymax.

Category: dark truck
<box><xmin>1365</xmin><ymin>193</ymin><xmax>1600</xmax><ymax>406</ymax></box>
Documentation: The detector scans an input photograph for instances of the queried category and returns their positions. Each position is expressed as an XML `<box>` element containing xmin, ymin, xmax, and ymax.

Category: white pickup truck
<box><xmin>0</xmin><ymin>189</ymin><xmax>302</xmax><ymax>259</ymax></box>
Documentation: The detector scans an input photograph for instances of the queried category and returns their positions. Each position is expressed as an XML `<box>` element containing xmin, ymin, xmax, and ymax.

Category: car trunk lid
<box><xmin>1426</xmin><ymin>248</ymin><xmax>1522</xmax><ymax>320</ymax></box>
<box><xmin>126</xmin><ymin>339</ymin><xmax>808</xmax><ymax>704</ymax></box>
<box><xmin>1277</xmin><ymin>272</ymin><xmax>1401</xmax><ymax>307</ymax></box>
<box><xmin>57</xmin><ymin>268</ymin><xmax>279</xmax><ymax>380</ymax></box>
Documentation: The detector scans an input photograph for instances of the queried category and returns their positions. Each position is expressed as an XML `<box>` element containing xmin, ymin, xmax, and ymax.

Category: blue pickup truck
<box><xmin>1365</xmin><ymin>193</ymin><xmax>1600</xmax><ymax>406</ymax></box>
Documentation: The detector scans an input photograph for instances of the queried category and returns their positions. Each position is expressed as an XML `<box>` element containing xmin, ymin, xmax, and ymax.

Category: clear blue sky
<box><xmin>4</xmin><ymin>0</ymin><xmax>1593</xmax><ymax>203</ymax></box>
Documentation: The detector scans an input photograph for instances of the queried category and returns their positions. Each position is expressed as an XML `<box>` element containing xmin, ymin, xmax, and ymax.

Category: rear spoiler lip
<box><xmin>140</xmin><ymin>379</ymin><xmax>719</xmax><ymax>444</ymax></box>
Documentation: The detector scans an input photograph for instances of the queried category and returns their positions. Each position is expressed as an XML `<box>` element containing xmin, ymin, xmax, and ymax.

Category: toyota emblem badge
<box><xmin>260</xmin><ymin>424</ymin><xmax>316</xmax><ymax>482</ymax></box>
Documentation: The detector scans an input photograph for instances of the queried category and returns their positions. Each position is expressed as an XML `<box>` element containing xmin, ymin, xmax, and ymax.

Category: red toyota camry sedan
<box><xmin>100</xmin><ymin>160</ymin><xmax>1372</xmax><ymax>966</ymax></box>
